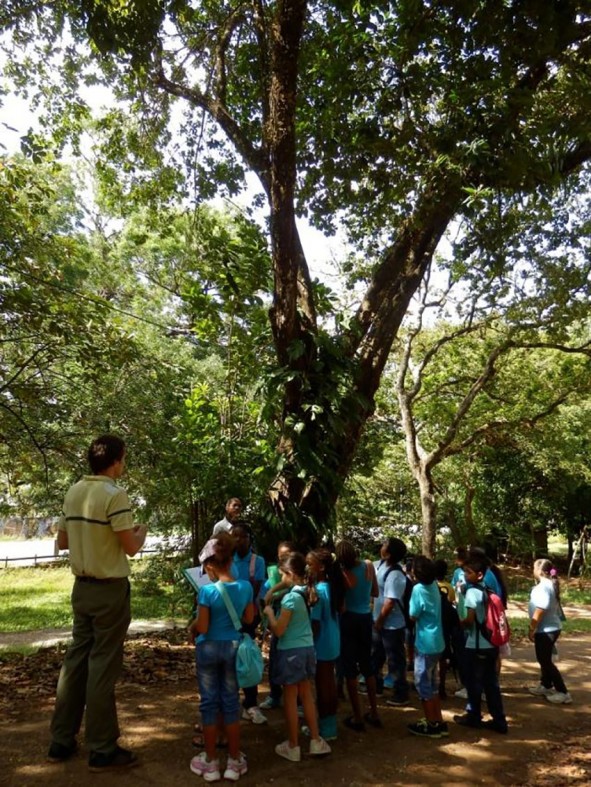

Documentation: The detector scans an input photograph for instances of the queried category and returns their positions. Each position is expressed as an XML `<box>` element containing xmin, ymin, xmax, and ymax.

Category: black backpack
<box><xmin>381</xmin><ymin>562</ymin><xmax>414</xmax><ymax>628</ymax></box>
<box><xmin>439</xmin><ymin>585</ymin><xmax>461</xmax><ymax>663</ymax></box>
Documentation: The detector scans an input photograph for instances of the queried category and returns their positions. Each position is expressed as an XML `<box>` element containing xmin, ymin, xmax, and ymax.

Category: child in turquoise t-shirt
<box><xmin>306</xmin><ymin>547</ymin><xmax>348</xmax><ymax>741</ymax></box>
<box><xmin>407</xmin><ymin>556</ymin><xmax>447</xmax><ymax>739</ymax></box>
<box><xmin>259</xmin><ymin>540</ymin><xmax>295</xmax><ymax>710</ymax></box>
<box><xmin>263</xmin><ymin>552</ymin><xmax>331</xmax><ymax>763</ymax></box>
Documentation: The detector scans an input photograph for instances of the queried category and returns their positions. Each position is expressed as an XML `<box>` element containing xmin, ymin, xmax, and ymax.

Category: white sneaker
<box><xmin>242</xmin><ymin>706</ymin><xmax>267</xmax><ymax>724</ymax></box>
<box><xmin>275</xmin><ymin>740</ymin><xmax>301</xmax><ymax>762</ymax></box>
<box><xmin>546</xmin><ymin>691</ymin><xmax>572</xmax><ymax>704</ymax></box>
<box><xmin>223</xmin><ymin>753</ymin><xmax>248</xmax><ymax>781</ymax></box>
<box><xmin>528</xmin><ymin>684</ymin><xmax>554</xmax><ymax>697</ymax></box>
<box><xmin>454</xmin><ymin>687</ymin><xmax>468</xmax><ymax>699</ymax></box>
<box><xmin>189</xmin><ymin>752</ymin><xmax>221</xmax><ymax>782</ymax></box>
<box><xmin>309</xmin><ymin>737</ymin><xmax>331</xmax><ymax>756</ymax></box>
<box><xmin>259</xmin><ymin>696</ymin><xmax>280</xmax><ymax>710</ymax></box>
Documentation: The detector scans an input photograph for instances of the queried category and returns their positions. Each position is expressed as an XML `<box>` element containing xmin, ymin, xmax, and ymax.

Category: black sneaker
<box><xmin>88</xmin><ymin>746</ymin><xmax>139</xmax><ymax>772</ymax></box>
<box><xmin>482</xmin><ymin>719</ymin><xmax>508</xmax><ymax>734</ymax></box>
<box><xmin>453</xmin><ymin>713</ymin><xmax>482</xmax><ymax>728</ymax></box>
<box><xmin>386</xmin><ymin>696</ymin><xmax>409</xmax><ymax>707</ymax></box>
<box><xmin>46</xmin><ymin>741</ymin><xmax>77</xmax><ymax>763</ymax></box>
<box><xmin>407</xmin><ymin>719</ymin><xmax>441</xmax><ymax>738</ymax></box>
<box><xmin>437</xmin><ymin>722</ymin><xmax>450</xmax><ymax>737</ymax></box>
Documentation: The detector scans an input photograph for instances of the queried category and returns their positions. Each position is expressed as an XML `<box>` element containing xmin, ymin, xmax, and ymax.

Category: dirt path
<box><xmin>1</xmin><ymin>631</ymin><xmax>590</xmax><ymax>787</ymax></box>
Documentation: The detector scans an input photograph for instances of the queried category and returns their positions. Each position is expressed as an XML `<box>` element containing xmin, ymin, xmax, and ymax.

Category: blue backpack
<box><xmin>216</xmin><ymin>581</ymin><xmax>264</xmax><ymax>688</ymax></box>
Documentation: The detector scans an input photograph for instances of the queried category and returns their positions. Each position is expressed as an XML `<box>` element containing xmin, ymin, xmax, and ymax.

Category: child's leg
<box><xmin>425</xmin><ymin>656</ymin><xmax>443</xmax><ymax>721</ymax></box>
<box><xmin>202</xmin><ymin>724</ymin><xmax>218</xmax><ymax>761</ymax></box>
<box><xmin>370</xmin><ymin>627</ymin><xmax>386</xmax><ymax>692</ymax></box>
<box><xmin>315</xmin><ymin>660</ymin><xmax>337</xmax><ymax>737</ymax></box>
<box><xmin>345</xmin><ymin>677</ymin><xmax>364</xmax><ymax>723</ymax></box>
<box><xmin>481</xmin><ymin>650</ymin><xmax>506</xmax><ymax>726</ymax></box>
<box><xmin>359</xmin><ymin>614</ymin><xmax>381</xmax><ymax>720</ymax></box>
<box><xmin>225</xmin><ymin>721</ymin><xmax>240</xmax><ymax>760</ymax></box>
<box><xmin>408</xmin><ymin>652</ymin><xmax>443</xmax><ymax>735</ymax></box>
<box><xmin>389</xmin><ymin>627</ymin><xmax>409</xmax><ymax>701</ymax></box>
<box><xmin>423</xmin><ymin>696</ymin><xmax>443</xmax><ymax>722</ymax></box>
<box><xmin>283</xmin><ymin>684</ymin><xmax>300</xmax><ymax>747</ymax></box>
<box><xmin>197</xmin><ymin>641</ymin><xmax>223</xmax><ymax>762</ymax></box>
<box><xmin>535</xmin><ymin>632</ymin><xmax>567</xmax><ymax>692</ymax></box>
<box><xmin>439</xmin><ymin>655</ymin><xmax>448</xmax><ymax>698</ymax></box>
<box><xmin>463</xmin><ymin>649</ymin><xmax>483</xmax><ymax>720</ymax></box>
<box><xmin>299</xmin><ymin>680</ymin><xmax>320</xmax><ymax>740</ymax></box>
<box><xmin>534</xmin><ymin>632</ymin><xmax>551</xmax><ymax>686</ymax></box>
<box><xmin>219</xmin><ymin>641</ymin><xmax>241</xmax><ymax>758</ymax></box>
<box><xmin>364</xmin><ymin>675</ymin><xmax>381</xmax><ymax>720</ymax></box>
<box><xmin>268</xmin><ymin>635</ymin><xmax>283</xmax><ymax>703</ymax></box>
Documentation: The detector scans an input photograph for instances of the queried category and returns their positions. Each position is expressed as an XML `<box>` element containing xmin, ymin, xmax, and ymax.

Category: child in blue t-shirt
<box><xmin>453</xmin><ymin>555</ymin><xmax>508</xmax><ymax>734</ymax></box>
<box><xmin>188</xmin><ymin>534</ymin><xmax>254</xmax><ymax>782</ymax></box>
<box><xmin>306</xmin><ymin>547</ymin><xmax>348</xmax><ymax>740</ymax></box>
<box><xmin>258</xmin><ymin>540</ymin><xmax>295</xmax><ymax>710</ymax></box>
<box><xmin>264</xmin><ymin>552</ymin><xmax>331</xmax><ymax>763</ymax></box>
<box><xmin>230</xmin><ymin>522</ymin><xmax>266</xmax><ymax>724</ymax></box>
<box><xmin>528</xmin><ymin>559</ymin><xmax>570</xmax><ymax>703</ymax></box>
<box><xmin>407</xmin><ymin>556</ymin><xmax>447</xmax><ymax>739</ymax></box>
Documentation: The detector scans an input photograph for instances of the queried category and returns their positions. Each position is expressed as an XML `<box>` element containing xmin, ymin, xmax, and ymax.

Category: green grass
<box><xmin>508</xmin><ymin>616</ymin><xmax>591</xmax><ymax>638</ymax></box>
<box><xmin>0</xmin><ymin>560</ymin><xmax>193</xmax><ymax>633</ymax></box>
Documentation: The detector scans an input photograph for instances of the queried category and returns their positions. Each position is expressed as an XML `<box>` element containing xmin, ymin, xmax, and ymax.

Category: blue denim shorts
<box><xmin>275</xmin><ymin>646</ymin><xmax>316</xmax><ymax>686</ymax></box>
<box><xmin>414</xmin><ymin>650</ymin><xmax>441</xmax><ymax>700</ymax></box>
<box><xmin>196</xmin><ymin>639</ymin><xmax>240</xmax><ymax>726</ymax></box>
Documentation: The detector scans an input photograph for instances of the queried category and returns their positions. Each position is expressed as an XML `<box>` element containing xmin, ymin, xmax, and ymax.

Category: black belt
<box><xmin>75</xmin><ymin>576</ymin><xmax>125</xmax><ymax>584</ymax></box>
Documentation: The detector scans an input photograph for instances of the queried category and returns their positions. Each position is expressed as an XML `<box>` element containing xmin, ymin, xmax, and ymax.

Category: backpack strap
<box><xmin>475</xmin><ymin>583</ymin><xmax>489</xmax><ymax>650</ymax></box>
<box><xmin>216</xmin><ymin>581</ymin><xmax>242</xmax><ymax>632</ymax></box>
<box><xmin>249</xmin><ymin>552</ymin><xmax>256</xmax><ymax>582</ymax></box>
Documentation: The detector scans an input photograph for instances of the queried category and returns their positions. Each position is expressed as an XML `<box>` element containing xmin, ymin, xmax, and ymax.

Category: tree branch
<box><xmin>153</xmin><ymin>61</ymin><xmax>270</xmax><ymax>193</ymax></box>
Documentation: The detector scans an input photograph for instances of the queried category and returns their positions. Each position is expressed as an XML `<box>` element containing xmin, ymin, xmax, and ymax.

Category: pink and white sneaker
<box><xmin>223</xmin><ymin>753</ymin><xmax>248</xmax><ymax>781</ymax></box>
<box><xmin>189</xmin><ymin>752</ymin><xmax>221</xmax><ymax>782</ymax></box>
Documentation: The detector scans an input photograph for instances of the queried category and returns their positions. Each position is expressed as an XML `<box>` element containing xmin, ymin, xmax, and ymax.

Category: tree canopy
<box><xmin>2</xmin><ymin>1</ymin><xmax>591</xmax><ymax>547</ymax></box>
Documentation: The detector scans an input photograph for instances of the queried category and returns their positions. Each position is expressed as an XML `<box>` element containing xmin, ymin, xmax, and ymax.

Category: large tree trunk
<box><xmin>268</xmin><ymin>188</ymin><xmax>460</xmax><ymax>546</ymax></box>
<box><xmin>418</xmin><ymin>469</ymin><xmax>437</xmax><ymax>558</ymax></box>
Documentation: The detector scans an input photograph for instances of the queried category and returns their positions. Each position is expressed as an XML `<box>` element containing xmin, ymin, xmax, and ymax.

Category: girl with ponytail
<box><xmin>527</xmin><ymin>559</ymin><xmax>572</xmax><ymax>705</ymax></box>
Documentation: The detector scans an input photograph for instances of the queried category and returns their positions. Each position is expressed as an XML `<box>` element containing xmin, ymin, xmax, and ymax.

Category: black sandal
<box><xmin>344</xmin><ymin>715</ymin><xmax>366</xmax><ymax>732</ymax></box>
<box><xmin>363</xmin><ymin>712</ymin><xmax>383</xmax><ymax>729</ymax></box>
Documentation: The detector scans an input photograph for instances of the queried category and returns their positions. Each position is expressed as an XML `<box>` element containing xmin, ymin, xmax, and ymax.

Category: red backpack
<box><xmin>477</xmin><ymin>586</ymin><xmax>511</xmax><ymax>647</ymax></box>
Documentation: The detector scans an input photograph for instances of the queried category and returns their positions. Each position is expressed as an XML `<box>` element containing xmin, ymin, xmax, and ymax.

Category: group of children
<box><xmin>187</xmin><ymin>524</ymin><xmax>571</xmax><ymax>781</ymax></box>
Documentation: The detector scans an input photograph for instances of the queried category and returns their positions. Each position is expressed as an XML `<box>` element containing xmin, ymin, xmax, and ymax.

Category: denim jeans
<box><xmin>196</xmin><ymin>639</ymin><xmax>240</xmax><ymax>726</ymax></box>
<box><xmin>371</xmin><ymin>626</ymin><xmax>409</xmax><ymax>700</ymax></box>
<box><xmin>414</xmin><ymin>650</ymin><xmax>440</xmax><ymax>701</ymax></box>
<box><xmin>464</xmin><ymin>648</ymin><xmax>506</xmax><ymax>726</ymax></box>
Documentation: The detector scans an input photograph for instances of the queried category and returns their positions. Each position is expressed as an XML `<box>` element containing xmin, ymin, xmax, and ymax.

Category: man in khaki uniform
<box><xmin>47</xmin><ymin>435</ymin><xmax>147</xmax><ymax>772</ymax></box>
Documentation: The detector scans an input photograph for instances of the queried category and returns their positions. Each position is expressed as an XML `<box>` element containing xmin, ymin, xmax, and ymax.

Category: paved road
<box><xmin>0</xmin><ymin>535</ymin><xmax>169</xmax><ymax>567</ymax></box>
<box><xmin>0</xmin><ymin>619</ymin><xmax>185</xmax><ymax>650</ymax></box>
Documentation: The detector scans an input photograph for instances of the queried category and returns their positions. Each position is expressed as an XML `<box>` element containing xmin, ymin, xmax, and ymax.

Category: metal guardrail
<box><xmin>0</xmin><ymin>548</ymin><xmax>160</xmax><ymax>569</ymax></box>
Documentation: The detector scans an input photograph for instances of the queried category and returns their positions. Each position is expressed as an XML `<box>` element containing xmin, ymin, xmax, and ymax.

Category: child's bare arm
<box><xmin>263</xmin><ymin>606</ymin><xmax>292</xmax><ymax>638</ymax></box>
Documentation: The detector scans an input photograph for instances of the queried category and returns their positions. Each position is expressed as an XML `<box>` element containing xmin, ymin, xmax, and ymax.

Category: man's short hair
<box><xmin>88</xmin><ymin>434</ymin><xmax>126</xmax><ymax>474</ymax></box>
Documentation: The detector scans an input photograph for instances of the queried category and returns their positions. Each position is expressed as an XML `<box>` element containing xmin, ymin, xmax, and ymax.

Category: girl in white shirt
<box><xmin>527</xmin><ymin>559</ymin><xmax>571</xmax><ymax>705</ymax></box>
